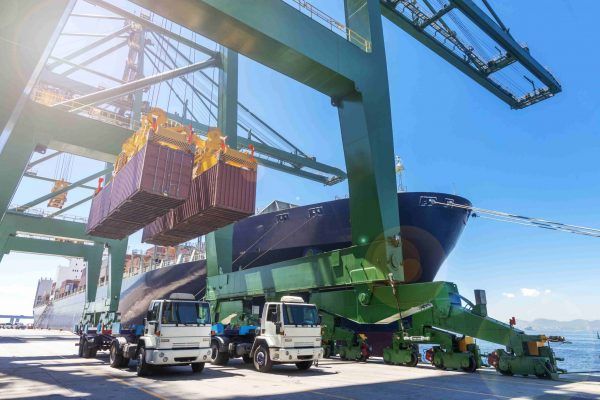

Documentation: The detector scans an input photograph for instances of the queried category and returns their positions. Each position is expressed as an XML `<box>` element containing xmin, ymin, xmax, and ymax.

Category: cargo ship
<box><xmin>34</xmin><ymin>191</ymin><xmax>471</xmax><ymax>349</ymax></box>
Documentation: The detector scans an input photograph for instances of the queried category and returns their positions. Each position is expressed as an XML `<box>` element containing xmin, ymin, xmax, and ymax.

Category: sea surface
<box><xmin>476</xmin><ymin>330</ymin><xmax>600</xmax><ymax>375</ymax></box>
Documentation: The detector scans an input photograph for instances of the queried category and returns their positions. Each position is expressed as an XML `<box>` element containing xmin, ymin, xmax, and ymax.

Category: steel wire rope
<box><xmin>165</xmin><ymin>26</ymin><xmax>183</xmax><ymax>113</ymax></box>
<box><xmin>207</xmin><ymin>43</ymin><xmax>219</xmax><ymax>128</ymax></box>
<box><xmin>428</xmin><ymin>200</ymin><xmax>600</xmax><ymax>237</ymax></box>
<box><xmin>240</xmin><ymin>214</ymin><xmax>318</xmax><ymax>270</ymax></box>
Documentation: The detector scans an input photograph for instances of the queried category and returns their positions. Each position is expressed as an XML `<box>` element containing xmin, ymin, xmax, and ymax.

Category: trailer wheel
<box><xmin>136</xmin><ymin>347</ymin><xmax>151</xmax><ymax>377</ymax></box>
<box><xmin>461</xmin><ymin>355</ymin><xmax>477</xmax><ymax>373</ymax></box>
<box><xmin>253</xmin><ymin>344</ymin><xmax>272</xmax><ymax>373</ymax></box>
<box><xmin>109</xmin><ymin>341</ymin><xmax>125</xmax><ymax>368</ymax></box>
<box><xmin>210</xmin><ymin>342</ymin><xmax>229</xmax><ymax>366</ymax></box>
<box><xmin>191</xmin><ymin>362</ymin><xmax>205</xmax><ymax>373</ymax></box>
<box><xmin>295</xmin><ymin>361</ymin><xmax>312</xmax><ymax>371</ymax></box>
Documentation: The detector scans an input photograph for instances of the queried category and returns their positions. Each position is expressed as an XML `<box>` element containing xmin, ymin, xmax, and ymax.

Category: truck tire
<box><xmin>210</xmin><ymin>342</ymin><xmax>229</xmax><ymax>366</ymax></box>
<box><xmin>109</xmin><ymin>341</ymin><xmax>126</xmax><ymax>368</ymax></box>
<box><xmin>77</xmin><ymin>337</ymin><xmax>84</xmax><ymax>357</ymax></box>
<box><xmin>81</xmin><ymin>340</ymin><xmax>92</xmax><ymax>358</ymax></box>
<box><xmin>295</xmin><ymin>361</ymin><xmax>313</xmax><ymax>370</ymax></box>
<box><xmin>191</xmin><ymin>362</ymin><xmax>205</xmax><ymax>373</ymax></box>
<box><xmin>253</xmin><ymin>344</ymin><xmax>272</xmax><ymax>373</ymax></box>
<box><xmin>136</xmin><ymin>347</ymin><xmax>151</xmax><ymax>377</ymax></box>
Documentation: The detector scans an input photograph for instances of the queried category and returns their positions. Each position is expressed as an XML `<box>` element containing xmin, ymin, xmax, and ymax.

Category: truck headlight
<box><xmin>159</xmin><ymin>352</ymin><xmax>165</xmax><ymax>357</ymax></box>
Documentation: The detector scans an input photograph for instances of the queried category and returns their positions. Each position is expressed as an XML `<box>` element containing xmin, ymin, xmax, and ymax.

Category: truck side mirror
<box><xmin>275</xmin><ymin>321</ymin><xmax>282</xmax><ymax>334</ymax></box>
<box><xmin>318</xmin><ymin>315</ymin><xmax>322</xmax><ymax>325</ymax></box>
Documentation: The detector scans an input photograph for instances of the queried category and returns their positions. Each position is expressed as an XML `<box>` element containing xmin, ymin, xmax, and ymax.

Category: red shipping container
<box><xmin>142</xmin><ymin>161</ymin><xmax>256</xmax><ymax>246</ymax></box>
<box><xmin>86</xmin><ymin>142</ymin><xmax>193</xmax><ymax>239</ymax></box>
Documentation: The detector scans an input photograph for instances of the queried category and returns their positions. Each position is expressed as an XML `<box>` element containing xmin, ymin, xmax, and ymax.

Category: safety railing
<box><xmin>31</xmin><ymin>87</ymin><xmax>189</xmax><ymax>133</ymax></box>
<box><xmin>9</xmin><ymin>204</ymin><xmax>88</xmax><ymax>223</ymax></box>
<box><xmin>283</xmin><ymin>0</ymin><xmax>372</xmax><ymax>52</ymax></box>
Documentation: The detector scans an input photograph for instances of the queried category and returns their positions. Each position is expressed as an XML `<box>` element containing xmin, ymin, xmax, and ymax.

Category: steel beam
<box><xmin>380</xmin><ymin>4</ymin><xmax>517</xmax><ymax>107</ymax></box>
<box><xmin>128</xmin><ymin>0</ymin><xmax>362</xmax><ymax>97</ymax></box>
<box><xmin>49</xmin><ymin>56</ymin><xmax>124</xmax><ymax>84</ymax></box>
<box><xmin>85</xmin><ymin>0</ymin><xmax>218</xmax><ymax>57</ymax></box>
<box><xmin>451</xmin><ymin>0</ymin><xmax>561</xmax><ymax>93</ymax></box>
<box><xmin>48</xmin><ymin>195</ymin><xmax>95</xmax><ymax>218</ymax></box>
<box><xmin>46</xmin><ymin>25</ymin><xmax>131</xmax><ymax>70</ymax></box>
<box><xmin>26</xmin><ymin>151</ymin><xmax>63</xmax><ymax>170</ymax></box>
<box><xmin>24</xmin><ymin>172</ymin><xmax>97</xmax><ymax>191</ymax></box>
<box><xmin>167</xmin><ymin>113</ymin><xmax>346</xmax><ymax>184</ymax></box>
<box><xmin>59</xmin><ymin>41</ymin><xmax>129</xmax><ymax>78</ymax></box>
<box><xmin>19</xmin><ymin>100</ymin><xmax>131</xmax><ymax>162</ymax></box>
<box><xmin>4</xmin><ymin>236</ymin><xmax>91</xmax><ymax>258</ymax></box>
<box><xmin>14</xmin><ymin>167</ymin><xmax>112</xmax><ymax>212</ymax></box>
<box><xmin>54</xmin><ymin>58</ymin><xmax>218</xmax><ymax>111</ymax></box>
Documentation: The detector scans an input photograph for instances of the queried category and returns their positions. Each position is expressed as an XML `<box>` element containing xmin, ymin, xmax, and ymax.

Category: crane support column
<box><xmin>106</xmin><ymin>239</ymin><xmax>128</xmax><ymax>313</ymax></box>
<box><xmin>338</xmin><ymin>0</ymin><xmax>403</xmax><ymax>280</ymax></box>
<box><xmin>0</xmin><ymin>1</ymin><xmax>74</xmax><ymax>223</ymax></box>
<box><xmin>207</xmin><ymin>47</ymin><xmax>239</xmax><ymax>277</ymax></box>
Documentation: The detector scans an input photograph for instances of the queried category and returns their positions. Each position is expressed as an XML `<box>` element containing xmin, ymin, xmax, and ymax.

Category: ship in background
<box><xmin>33</xmin><ymin>191</ymin><xmax>471</xmax><ymax>355</ymax></box>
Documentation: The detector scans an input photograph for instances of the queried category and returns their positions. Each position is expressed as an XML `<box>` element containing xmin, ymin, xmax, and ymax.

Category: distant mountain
<box><xmin>516</xmin><ymin>319</ymin><xmax>600</xmax><ymax>332</ymax></box>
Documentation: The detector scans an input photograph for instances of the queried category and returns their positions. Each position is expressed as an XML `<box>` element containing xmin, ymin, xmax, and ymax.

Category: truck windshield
<box><xmin>282</xmin><ymin>304</ymin><xmax>319</xmax><ymax>326</ymax></box>
<box><xmin>161</xmin><ymin>301</ymin><xmax>210</xmax><ymax>325</ymax></box>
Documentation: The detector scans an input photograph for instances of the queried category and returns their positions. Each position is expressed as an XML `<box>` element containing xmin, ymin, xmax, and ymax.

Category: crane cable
<box><xmin>427</xmin><ymin>199</ymin><xmax>600</xmax><ymax>238</ymax></box>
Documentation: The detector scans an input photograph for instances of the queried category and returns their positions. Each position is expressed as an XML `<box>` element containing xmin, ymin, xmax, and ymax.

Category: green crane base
<box><xmin>492</xmin><ymin>348</ymin><xmax>562</xmax><ymax>379</ymax></box>
<box><xmin>311</xmin><ymin>281</ymin><xmax>564</xmax><ymax>379</ymax></box>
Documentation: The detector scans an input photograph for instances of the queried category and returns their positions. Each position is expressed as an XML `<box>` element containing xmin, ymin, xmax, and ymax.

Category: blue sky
<box><xmin>1</xmin><ymin>0</ymin><xmax>599</xmax><ymax>323</ymax></box>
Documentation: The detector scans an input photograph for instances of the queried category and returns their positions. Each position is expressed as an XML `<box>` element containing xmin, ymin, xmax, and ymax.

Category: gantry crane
<box><xmin>0</xmin><ymin>0</ymin><xmax>564</xmax><ymax>378</ymax></box>
<box><xmin>124</xmin><ymin>0</ymin><xmax>562</xmax><ymax>378</ymax></box>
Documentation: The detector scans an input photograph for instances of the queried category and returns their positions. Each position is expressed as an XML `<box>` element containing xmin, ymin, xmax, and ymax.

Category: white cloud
<box><xmin>520</xmin><ymin>288</ymin><xmax>541</xmax><ymax>297</ymax></box>
<box><xmin>502</xmin><ymin>292</ymin><xmax>515</xmax><ymax>298</ymax></box>
<box><xmin>544</xmin><ymin>289</ymin><xmax>552</xmax><ymax>294</ymax></box>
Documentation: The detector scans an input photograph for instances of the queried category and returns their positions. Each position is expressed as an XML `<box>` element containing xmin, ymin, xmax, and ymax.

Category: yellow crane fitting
<box><xmin>190</xmin><ymin>128</ymin><xmax>257</xmax><ymax>178</ymax></box>
<box><xmin>47</xmin><ymin>179</ymin><xmax>69</xmax><ymax>209</ymax></box>
<box><xmin>113</xmin><ymin>108</ymin><xmax>196</xmax><ymax>175</ymax></box>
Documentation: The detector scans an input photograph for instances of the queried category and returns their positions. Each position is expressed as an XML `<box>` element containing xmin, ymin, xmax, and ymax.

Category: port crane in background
<box><xmin>0</xmin><ymin>0</ymin><xmax>566</xmax><ymax>379</ymax></box>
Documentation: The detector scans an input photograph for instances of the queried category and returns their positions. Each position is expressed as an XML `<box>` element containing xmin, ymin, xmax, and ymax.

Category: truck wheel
<box><xmin>210</xmin><ymin>342</ymin><xmax>229</xmax><ymax>366</ymax></box>
<box><xmin>81</xmin><ymin>340</ymin><xmax>92</xmax><ymax>358</ymax></box>
<box><xmin>136</xmin><ymin>347</ymin><xmax>151</xmax><ymax>377</ymax></box>
<box><xmin>109</xmin><ymin>342</ymin><xmax>125</xmax><ymax>368</ymax></box>
<box><xmin>295</xmin><ymin>361</ymin><xmax>313</xmax><ymax>370</ymax></box>
<box><xmin>253</xmin><ymin>344</ymin><xmax>272</xmax><ymax>373</ymax></box>
<box><xmin>77</xmin><ymin>337</ymin><xmax>84</xmax><ymax>357</ymax></box>
<box><xmin>191</xmin><ymin>362</ymin><xmax>205</xmax><ymax>373</ymax></box>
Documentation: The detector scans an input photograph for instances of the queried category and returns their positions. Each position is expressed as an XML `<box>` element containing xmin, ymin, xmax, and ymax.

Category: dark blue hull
<box><xmin>232</xmin><ymin>192</ymin><xmax>471</xmax><ymax>283</ymax></box>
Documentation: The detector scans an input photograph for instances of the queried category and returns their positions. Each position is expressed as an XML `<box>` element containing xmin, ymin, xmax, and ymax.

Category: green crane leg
<box><xmin>0</xmin><ymin>127</ymin><xmax>36</xmax><ymax>223</ymax></box>
<box><xmin>311</xmin><ymin>281</ymin><xmax>563</xmax><ymax>379</ymax></box>
<box><xmin>106</xmin><ymin>239</ymin><xmax>127</xmax><ymax>314</ymax></box>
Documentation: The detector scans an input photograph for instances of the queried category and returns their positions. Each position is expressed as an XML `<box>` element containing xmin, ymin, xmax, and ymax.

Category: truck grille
<box><xmin>173</xmin><ymin>342</ymin><xmax>199</xmax><ymax>349</ymax></box>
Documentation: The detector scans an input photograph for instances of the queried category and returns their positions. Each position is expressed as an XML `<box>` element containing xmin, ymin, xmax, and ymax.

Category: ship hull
<box><xmin>232</xmin><ymin>192</ymin><xmax>471</xmax><ymax>283</ymax></box>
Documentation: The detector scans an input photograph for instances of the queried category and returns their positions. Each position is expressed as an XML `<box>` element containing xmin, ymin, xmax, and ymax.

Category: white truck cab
<box><xmin>109</xmin><ymin>293</ymin><xmax>213</xmax><ymax>376</ymax></box>
<box><xmin>252</xmin><ymin>296</ymin><xmax>322</xmax><ymax>372</ymax></box>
